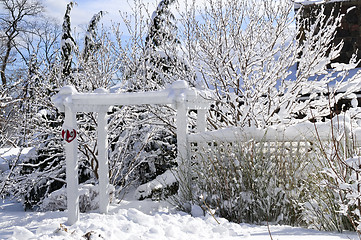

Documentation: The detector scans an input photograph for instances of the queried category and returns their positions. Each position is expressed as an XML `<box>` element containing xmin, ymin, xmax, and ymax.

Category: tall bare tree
<box><xmin>0</xmin><ymin>0</ymin><xmax>43</xmax><ymax>85</ymax></box>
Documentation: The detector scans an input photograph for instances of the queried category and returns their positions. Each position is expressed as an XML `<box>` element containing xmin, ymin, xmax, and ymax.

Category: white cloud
<box><xmin>43</xmin><ymin>0</ymin><xmax>70</xmax><ymax>24</ymax></box>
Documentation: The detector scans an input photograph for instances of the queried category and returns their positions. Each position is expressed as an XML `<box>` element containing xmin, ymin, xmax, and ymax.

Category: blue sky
<box><xmin>43</xmin><ymin>0</ymin><xmax>209</xmax><ymax>31</ymax></box>
<box><xmin>44</xmin><ymin>0</ymin><xmax>158</xmax><ymax>30</ymax></box>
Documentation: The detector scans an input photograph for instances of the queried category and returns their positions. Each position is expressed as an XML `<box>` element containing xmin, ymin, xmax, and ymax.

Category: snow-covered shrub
<box><xmin>178</xmin><ymin>0</ymin><xmax>361</xmax><ymax>129</ymax></box>
<box><xmin>307</xmin><ymin>114</ymin><xmax>361</xmax><ymax>233</ymax></box>
<box><xmin>5</xmin><ymin>76</ymin><xmax>68</xmax><ymax>210</ymax></box>
<box><xmin>40</xmin><ymin>183</ymin><xmax>115</xmax><ymax>212</ymax></box>
<box><xmin>107</xmin><ymin>105</ymin><xmax>178</xmax><ymax>194</ymax></box>
<box><xmin>139</xmin><ymin>125</ymin><xmax>177</xmax><ymax>184</ymax></box>
<box><xmin>183</xmin><ymin>114</ymin><xmax>361</xmax><ymax>231</ymax></box>
<box><xmin>19</xmin><ymin>142</ymin><xmax>66</xmax><ymax>210</ymax></box>
<box><xmin>135</xmin><ymin>169</ymin><xmax>178</xmax><ymax>200</ymax></box>
<box><xmin>189</xmin><ymin>140</ymin><xmax>315</xmax><ymax>225</ymax></box>
<box><xmin>296</xmin><ymin>143</ymin><xmax>352</xmax><ymax>232</ymax></box>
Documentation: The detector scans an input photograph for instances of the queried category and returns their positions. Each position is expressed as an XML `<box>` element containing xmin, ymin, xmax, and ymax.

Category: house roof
<box><xmin>294</xmin><ymin>0</ymin><xmax>351</xmax><ymax>9</ymax></box>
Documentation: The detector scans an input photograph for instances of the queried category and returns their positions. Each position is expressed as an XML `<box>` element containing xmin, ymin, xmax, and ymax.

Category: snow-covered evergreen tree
<box><xmin>61</xmin><ymin>2</ymin><xmax>77</xmax><ymax>85</ymax></box>
<box><xmin>127</xmin><ymin>0</ymin><xmax>188</xmax><ymax>90</ymax></box>
<box><xmin>144</xmin><ymin>0</ymin><xmax>180</xmax><ymax>87</ymax></box>
<box><xmin>146</xmin><ymin>0</ymin><xmax>178</xmax><ymax>48</ymax></box>
<box><xmin>83</xmin><ymin>11</ymin><xmax>105</xmax><ymax>64</ymax></box>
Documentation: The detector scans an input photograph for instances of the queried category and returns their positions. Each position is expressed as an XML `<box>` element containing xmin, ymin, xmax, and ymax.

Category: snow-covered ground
<box><xmin>0</xmin><ymin>195</ymin><xmax>358</xmax><ymax>240</ymax></box>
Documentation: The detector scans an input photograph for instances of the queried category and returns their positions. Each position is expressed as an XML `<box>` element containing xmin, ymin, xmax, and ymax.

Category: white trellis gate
<box><xmin>52</xmin><ymin>80</ymin><xmax>210</xmax><ymax>225</ymax></box>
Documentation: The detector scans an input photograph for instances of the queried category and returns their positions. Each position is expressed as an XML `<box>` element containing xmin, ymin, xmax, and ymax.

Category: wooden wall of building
<box><xmin>298</xmin><ymin>0</ymin><xmax>361</xmax><ymax>67</ymax></box>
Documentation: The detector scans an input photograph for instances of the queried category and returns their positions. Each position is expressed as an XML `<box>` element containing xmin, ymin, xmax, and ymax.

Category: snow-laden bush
<box><xmin>135</xmin><ymin>169</ymin><xmax>178</xmax><ymax>200</ymax></box>
<box><xmin>183</xmin><ymin>136</ymin><xmax>344</xmax><ymax>229</ymax></box>
<box><xmin>107</xmin><ymin>105</ymin><xmax>177</xmax><ymax>194</ymax></box>
<box><xmin>187</xmin><ymin>140</ymin><xmax>311</xmax><ymax>225</ymax></box>
<box><xmin>178</xmin><ymin>0</ymin><xmax>361</xmax><ymax>129</ymax></box>
<box><xmin>40</xmin><ymin>183</ymin><xmax>115</xmax><ymax>212</ymax></box>
<box><xmin>307</xmin><ymin>113</ymin><xmax>361</xmax><ymax>233</ymax></box>
<box><xmin>184</xmin><ymin>113</ymin><xmax>361</xmax><ymax>231</ymax></box>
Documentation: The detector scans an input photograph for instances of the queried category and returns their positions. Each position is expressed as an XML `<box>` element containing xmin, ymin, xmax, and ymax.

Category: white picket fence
<box><xmin>187</xmin><ymin>115</ymin><xmax>361</xmax><ymax>162</ymax></box>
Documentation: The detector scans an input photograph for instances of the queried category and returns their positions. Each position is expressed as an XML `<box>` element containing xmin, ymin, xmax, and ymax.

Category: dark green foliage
<box><xmin>138</xmin><ymin>181</ymin><xmax>179</xmax><ymax>201</ymax></box>
<box><xmin>107</xmin><ymin>105</ymin><xmax>178</xmax><ymax>190</ymax></box>
<box><xmin>18</xmin><ymin>110</ymin><xmax>97</xmax><ymax>210</ymax></box>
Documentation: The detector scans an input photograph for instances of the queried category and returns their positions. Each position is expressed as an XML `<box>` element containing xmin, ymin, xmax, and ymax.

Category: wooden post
<box><xmin>63</xmin><ymin>106</ymin><xmax>79</xmax><ymax>225</ymax></box>
<box><xmin>170</xmin><ymin>81</ymin><xmax>191</xmax><ymax>202</ymax></box>
<box><xmin>197</xmin><ymin>108</ymin><xmax>207</xmax><ymax>158</ymax></box>
<box><xmin>197</xmin><ymin>108</ymin><xmax>207</xmax><ymax>133</ymax></box>
<box><xmin>97</xmin><ymin>109</ymin><xmax>109</xmax><ymax>214</ymax></box>
<box><xmin>176</xmin><ymin>100</ymin><xmax>189</xmax><ymax>201</ymax></box>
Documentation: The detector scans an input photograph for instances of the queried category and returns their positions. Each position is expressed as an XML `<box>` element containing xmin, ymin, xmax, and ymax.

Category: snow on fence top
<box><xmin>189</xmin><ymin>114</ymin><xmax>355</xmax><ymax>143</ymax></box>
<box><xmin>52</xmin><ymin>80</ymin><xmax>211</xmax><ymax>113</ymax></box>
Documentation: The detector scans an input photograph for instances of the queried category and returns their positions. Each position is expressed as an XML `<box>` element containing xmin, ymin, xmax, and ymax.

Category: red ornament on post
<box><xmin>62</xmin><ymin>129</ymin><xmax>77</xmax><ymax>143</ymax></box>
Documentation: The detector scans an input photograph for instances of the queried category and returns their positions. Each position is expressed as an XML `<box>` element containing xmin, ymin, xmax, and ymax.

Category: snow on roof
<box><xmin>295</xmin><ymin>0</ymin><xmax>349</xmax><ymax>4</ymax></box>
<box><xmin>294</xmin><ymin>0</ymin><xmax>350</xmax><ymax>9</ymax></box>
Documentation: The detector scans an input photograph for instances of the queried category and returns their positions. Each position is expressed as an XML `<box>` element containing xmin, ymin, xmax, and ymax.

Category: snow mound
<box><xmin>0</xmin><ymin>198</ymin><xmax>358</xmax><ymax>240</ymax></box>
<box><xmin>41</xmin><ymin>184</ymin><xmax>115</xmax><ymax>212</ymax></box>
<box><xmin>135</xmin><ymin>170</ymin><xmax>177</xmax><ymax>200</ymax></box>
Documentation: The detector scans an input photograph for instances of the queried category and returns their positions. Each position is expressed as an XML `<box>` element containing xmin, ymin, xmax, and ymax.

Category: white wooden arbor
<box><xmin>52</xmin><ymin>80</ymin><xmax>210</xmax><ymax>225</ymax></box>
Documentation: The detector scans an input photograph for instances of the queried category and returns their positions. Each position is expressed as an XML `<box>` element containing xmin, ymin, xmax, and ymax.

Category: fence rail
<box><xmin>188</xmin><ymin>115</ymin><xmax>361</xmax><ymax>161</ymax></box>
